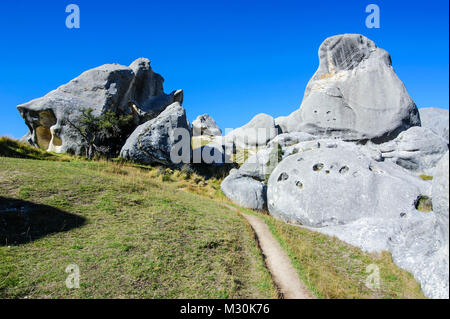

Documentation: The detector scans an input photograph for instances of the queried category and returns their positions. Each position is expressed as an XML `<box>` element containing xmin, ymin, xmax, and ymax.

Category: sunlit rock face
<box><xmin>287</xmin><ymin>34</ymin><xmax>421</xmax><ymax>142</ymax></box>
<box><xmin>17</xmin><ymin>58</ymin><xmax>183</xmax><ymax>155</ymax></box>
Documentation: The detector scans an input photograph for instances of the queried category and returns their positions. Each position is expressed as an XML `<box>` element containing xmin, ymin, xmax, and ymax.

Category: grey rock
<box><xmin>432</xmin><ymin>152</ymin><xmax>449</xmax><ymax>242</ymax></box>
<box><xmin>287</xmin><ymin>34</ymin><xmax>420</xmax><ymax>141</ymax></box>
<box><xmin>192</xmin><ymin>114</ymin><xmax>222</xmax><ymax>136</ymax></box>
<box><xmin>267</xmin><ymin>132</ymin><xmax>317</xmax><ymax>148</ymax></box>
<box><xmin>275</xmin><ymin>116</ymin><xmax>289</xmax><ymax>134</ymax></box>
<box><xmin>419</xmin><ymin>108</ymin><xmax>449</xmax><ymax>143</ymax></box>
<box><xmin>225</xmin><ymin>113</ymin><xmax>278</xmax><ymax>149</ymax></box>
<box><xmin>120</xmin><ymin>102</ymin><xmax>192</xmax><ymax>166</ymax></box>
<box><xmin>17</xmin><ymin>58</ymin><xmax>181</xmax><ymax>155</ymax></box>
<box><xmin>372</xmin><ymin>126</ymin><xmax>448</xmax><ymax>174</ymax></box>
<box><xmin>239</xmin><ymin>133</ymin><xmax>317</xmax><ymax>180</ymax></box>
<box><xmin>221</xmin><ymin>169</ymin><xmax>267</xmax><ymax>210</ymax></box>
<box><xmin>267</xmin><ymin>140</ymin><xmax>430</xmax><ymax>227</ymax></box>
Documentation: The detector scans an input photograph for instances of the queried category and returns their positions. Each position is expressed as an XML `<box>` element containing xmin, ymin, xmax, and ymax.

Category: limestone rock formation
<box><xmin>372</xmin><ymin>126</ymin><xmax>448</xmax><ymax>174</ymax></box>
<box><xmin>220</xmin><ymin>169</ymin><xmax>267</xmax><ymax>210</ymax></box>
<box><xmin>267</xmin><ymin>140</ymin><xmax>429</xmax><ymax>226</ymax></box>
<box><xmin>286</xmin><ymin>34</ymin><xmax>420</xmax><ymax>141</ymax></box>
<box><xmin>120</xmin><ymin>102</ymin><xmax>192</xmax><ymax>166</ymax></box>
<box><xmin>274</xmin><ymin>116</ymin><xmax>289</xmax><ymax>134</ymax></box>
<box><xmin>17</xmin><ymin>58</ymin><xmax>182</xmax><ymax>155</ymax></box>
<box><xmin>225</xmin><ymin>113</ymin><xmax>278</xmax><ymax>149</ymax></box>
<box><xmin>192</xmin><ymin>114</ymin><xmax>222</xmax><ymax>136</ymax></box>
<box><xmin>419</xmin><ymin>107</ymin><xmax>449</xmax><ymax>143</ymax></box>
<box><xmin>432</xmin><ymin>152</ymin><xmax>449</xmax><ymax>241</ymax></box>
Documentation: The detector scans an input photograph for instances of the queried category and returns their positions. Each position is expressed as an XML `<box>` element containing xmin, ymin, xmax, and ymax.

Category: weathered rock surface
<box><xmin>267</xmin><ymin>140</ymin><xmax>430</xmax><ymax>227</ymax></box>
<box><xmin>220</xmin><ymin>169</ymin><xmax>267</xmax><ymax>210</ymax></box>
<box><xmin>419</xmin><ymin>107</ymin><xmax>449</xmax><ymax>143</ymax></box>
<box><xmin>192</xmin><ymin>114</ymin><xmax>222</xmax><ymax>136</ymax></box>
<box><xmin>275</xmin><ymin>116</ymin><xmax>289</xmax><ymax>134</ymax></box>
<box><xmin>239</xmin><ymin>133</ymin><xmax>317</xmax><ymax>180</ymax></box>
<box><xmin>286</xmin><ymin>34</ymin><xmax>420</xmax><ymax>141</ymax></box>
<box><xmin>372</xmin><ymin>126</ymin><xmax>448</xmax><ymax>174</ymax></box>
<box><xmin>17</xmin><ymin>58</ymin><xmax>182</xmax><ymax>155</ymax></box>
<box><xmin>225</xmin><ymin>113</ymin><xmax>278</xmax><ymax>149</ymax></box>
<box><xmin>432</xmin><ymin>152</ymin><xmax>449</xmax><ymax>241</ymax></box>
<box><xmin>120</xmin><ymin>102</ymin><xmax>191</xmax><ymax>166</ymax></box>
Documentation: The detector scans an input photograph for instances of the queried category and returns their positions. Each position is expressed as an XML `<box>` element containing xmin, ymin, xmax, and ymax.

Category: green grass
<box><xmin>236</xmin><ymin>206</ymin><xmax>426</xmax><ymax>299</ymax></box>
<box><xmin>0</xmin><ymin>137</ymin><xmax>71</xmax><ymax>162</ymax></box>
<box><xmin>0</xmin><ymin>138</ymin><xmax>427</xmax><ymax>299</ymax></box>
<box><xmin>0</xmin><ymin>156</ymin><xmax>277</xmax><ymax>299</ymax></box>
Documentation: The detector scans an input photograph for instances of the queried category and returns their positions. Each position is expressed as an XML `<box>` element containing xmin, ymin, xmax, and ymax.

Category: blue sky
<box><xmin>0</xmin><ymin>0</ymin><xmax>448</xmax><ymax>138</ymax></box>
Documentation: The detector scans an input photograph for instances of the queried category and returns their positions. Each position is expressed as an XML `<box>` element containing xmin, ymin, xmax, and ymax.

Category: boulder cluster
<box><xmin>17</xmin><ymin>34</ymin><xmax>449</xmax><ymax>299</ymax></box>
<box><xmin>219</xmin><ymin>34</ymin><xmax>449</xmax><ymax>299</ymax></box>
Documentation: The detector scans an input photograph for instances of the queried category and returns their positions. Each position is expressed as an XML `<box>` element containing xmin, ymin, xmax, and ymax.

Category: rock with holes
<box><xmin>17</xmin><ymin>58</ymin><xmax>183</xmax><ymax>156</ymax></box>
<box><xmin>286</xmin><ymin>34</ymin><xmax>420</xmax><ymax>141</ymax></box>
<box><xmin>267</xmin><ymin>141</ymin><xmax>430</xmax><ymax>227</ymax></box>
<box><xmin>419</xmin><ymin>108</ymin><xmax>449</xmax><ymax>144</ymax></box>
<box><xmin>120</xmin><ymin>102</ymin><xmax>192</xmax><ymax>166</ymax></box>
<box><xmin>221</xmin><ymin>169</ymin><xmax>267</xmax><ymax>210</ymax></box>
<box><xmin>225</xmin><ymin>113</ymin><xmax>279</xmax><ymax>149</ymax></box>
<box><xmin>432</xmin><ymin>152</ymin><xmax>449</xmax><ymax>241</ymax></box>
<box><xmin>192</xmin><ymin>114</ymin><xmax>222</xmax><ymax>136</ymax></box>
<box><xmin>371</xmin><ymin>126</ymin><xmax>448</xmax><ymax>174</ymax></box>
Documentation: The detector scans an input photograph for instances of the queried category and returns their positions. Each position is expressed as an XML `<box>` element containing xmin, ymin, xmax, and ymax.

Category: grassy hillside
<box><xmin>0</xmin><ymin>138</ymin><xmax>426</xmax><ymax>299</ymax></box>
<box><xmin>0</xmin><ymin>156</ymin><xmax>277</xmax><ymax>298</ymax></box>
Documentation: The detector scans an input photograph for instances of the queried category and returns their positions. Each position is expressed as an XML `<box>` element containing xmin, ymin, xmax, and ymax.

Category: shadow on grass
<box><xmin>0</xmin><ymin>197</ymin><xmax>86</xmax><ymax>246</ymax></box>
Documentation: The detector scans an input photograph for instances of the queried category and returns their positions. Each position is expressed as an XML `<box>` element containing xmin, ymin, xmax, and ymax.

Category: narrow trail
<box><xmin>224</xmin><ymin>205</ymin><xmax>314</xmax><ymax>299</ymax></box>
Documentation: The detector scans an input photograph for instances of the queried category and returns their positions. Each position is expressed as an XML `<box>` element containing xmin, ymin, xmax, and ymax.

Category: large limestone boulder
<box><xmin>372</xmin><ymin>126</ymin><xmax>448</xmax><ymax>174</ymax></box>
<box><xmin>432</xmin><ymin>152</ymin><xmax>449</xmax><ymax>241</ymax></box>
<box><xmin>287</xmin><ymin>34</ymin><xmax>420</xmax><ymax>141</ymax></box>
<box><xmin>221</xmin><ymin>169</ymin><xmax>267</xmax><ymax>210</ymax></box>
<box><xmin>225</xmin><ymin>113</ymin><xmax>278</xmax><ymax>149</ymax></box>
<box><xmin>419</xmin><ymin>107</ymin><xmax>449</xmax><ymax>143</ymax></box>
<box><xmin>192</xmin><ymin>114</ymin><xmax>222</xmax><ymax>136</ymax></box>
<box><xmin>267</xmin><ymin>141</ymin><xmax>429</xmax><ymax>227</ymax></box>
<box><xmin>17</xmin><ymin>58</ymin><xmax>182</xmax><ymax>155</ymax></box>
<box><xmin>120</xmin><ymin>102</ymin><xmax>191</xmax><ymax>166</ymax></box>
<box><xmin>239</xmin><ymin>132</ymin><xmax>317</xmax><ymax>180</ymax></box>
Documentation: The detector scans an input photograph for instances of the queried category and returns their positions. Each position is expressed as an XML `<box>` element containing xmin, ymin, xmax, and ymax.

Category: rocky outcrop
<box><xmin>225</xmin><ymin>113</ymin><xmax>278</xmax><ymax>149</ymax></box>
<box><xmin>221</xmin><ymin>169</ymin><xmax>267</xmax><ymax>210</ymax></box>
<box><xmin>120</xmin><ymin>102</ymin><xmax>191</xmax><ymax>166</ymax></box>
<box><xmin>17</xmin><ymin>58</ymin><xmax>182</xmax><ymax>155</ymax></box>
<box><xmin>372</xmin><ymin>126</ymin><xmax>448</xmax><ymax>174</ymax></box>
<box><xmin>267</xmin><ymin>140</ymin><xmax>429</xmax><ymax>227</ymax></box>
<box><xmin>419</xmin><ymin>108</ymin><xmax>449</xmax><ymax>143</ymax></box>
<box><xmin>286</xmin><ymin>34</ymin><xmax>420</xmax><ymax>141</ymax></box>
<box><xmin>192</xmin><ymin>114</ymin><xmax>222</xmax><ymax>136</ymax></box>
<box><xmin>432</xmin><ymin>152</ymin><xmax>449</xmax><ymax>241</ymax></box>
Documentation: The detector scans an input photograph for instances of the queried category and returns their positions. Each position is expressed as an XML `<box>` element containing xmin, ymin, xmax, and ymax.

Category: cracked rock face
<box><xmin>120</xmin><ymin>102</ymin><xmax>192</xmax><ymax>166</ymax></box>
<box><xmin>287</xmin><ymin>34</ymin><xmax>420</xmax><ymax>142</ymax></box>
<box><xmin>17</xmin><ymin>58</ymin><xmax>183</xmax><ymax>155</ymax></box>
<box><xmin>371</xmin><ymin>126</ymin><xmax>448</xmax><ymax>175</ymax></box>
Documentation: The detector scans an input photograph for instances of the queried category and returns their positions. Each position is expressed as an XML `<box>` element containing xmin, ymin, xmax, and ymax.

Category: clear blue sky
<box><xmin>0</xmin><ymin>0</ymin><xmax>448</xmax><ymax>138</ymax></box>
